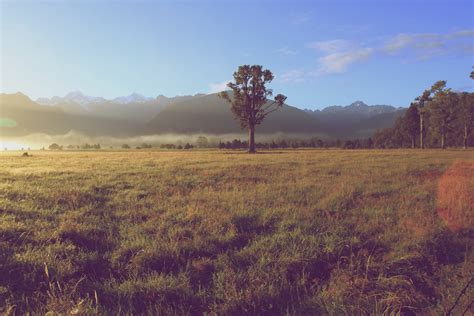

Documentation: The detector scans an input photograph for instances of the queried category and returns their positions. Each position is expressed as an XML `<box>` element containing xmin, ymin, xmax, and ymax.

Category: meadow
<box><xmin>0</xmin><ymin>149</ymin><xmax>472</xmax><ymax>315</ymax></box>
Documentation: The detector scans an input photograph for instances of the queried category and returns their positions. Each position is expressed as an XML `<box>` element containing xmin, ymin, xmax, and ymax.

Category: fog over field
<box><xmin>1</xmin><ymin>131</ymin><xmax>334</xmax><ymax>150</ymax></box>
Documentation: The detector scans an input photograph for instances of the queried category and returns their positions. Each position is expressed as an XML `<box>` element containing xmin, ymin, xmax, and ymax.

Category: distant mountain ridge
<box><xmin>35</xmin><ymin>92</ymin><xmax>205</xmax><ymax>122</ymax></box>
<box><xmin>37</xmin><ymin>91</ymin><xmax>106</xmax><ymax>106</ymax></box>
<box><xmin>305</xmin><ymin>101</ymin><xmax>402</xmax><ymax>117</ymax></box>
<box><xmin>143</xmin><ymin>93</ymin><xmax>405</xmax><ymax>137</ymax></box>
<box><xmin>1</xmin><ymin>91</ymin><xmax>406</xmax><ymax>138</ymax></box>
<box><xmin>111</xmin><ymin>92</ymin><xmax>153</xmax><ymax>104</ymax></box>
<box><xmin>301</xmin><ymin>100</ymin><xmax>404</xmax><ymax>137</ymax></box>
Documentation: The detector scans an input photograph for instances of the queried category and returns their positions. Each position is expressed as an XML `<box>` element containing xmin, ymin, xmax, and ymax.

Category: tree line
<box><xmin>218</xmin><ymin>138</ymin><xmax>375</xmax><ymax>149</ymax></box>
<box><xmin>218</xmin><ymin>64</ymin><xmax>474</xmax><ymax>152</ymax></box>
<box><xmin>374</xmin><ymin>78</ymin><xmax>474</xmax><ymax>149</ymax></box>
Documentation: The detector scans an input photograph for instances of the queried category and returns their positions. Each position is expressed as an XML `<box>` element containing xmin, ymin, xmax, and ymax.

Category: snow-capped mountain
<box><xmin>111</xmin><ymin>93</ymin><xmax>153</xmax><ymax>104</ymax></box>
<box><xmin>304</xmin><ymin>101</ymin><xmax>400</xmax><ymax>118</ymax></box>
<box><xmin>36</xmin><ymin>91</ymin><xmax>106</xmax><ymax>106</ymax></box>
<box><xmin>36</xmin><ymin>91</ymin><xmax>154</xmax><ymax>106</ymax></box>
<box><xmin>4</xmin><ymin>91</ymin><xmax>405</xmax><ymax>138</ymax></box>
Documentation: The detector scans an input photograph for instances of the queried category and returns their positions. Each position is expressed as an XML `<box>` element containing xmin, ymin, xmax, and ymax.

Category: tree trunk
<box><xmin>420</xmin><ymin>114</ymin><xmax>424</xmax><ymax>149</ymax></box>
<box><xmin>411</xmin><ymin>135</ymin><xmax>415</xmax><ymax>149</ymax></box>
<box><xmin>464</xmin><ymin>125</ymin><xmax>468</xmax><ymax>150</ymax></box>
<box><xmin>248</xmin><ymin>125</ymin><xmax>256</xmax><ymax>153</ymax></box>
<box><xmin>441</xmin><ymin>132</ymin><xmax>446</xmax><ymax>149</ymax></box>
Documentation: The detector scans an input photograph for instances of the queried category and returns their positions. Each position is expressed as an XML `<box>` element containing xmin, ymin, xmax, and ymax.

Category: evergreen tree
<box><xmin>414</xmin><ymin>90</ymin><xmax>431</xmax><ymax>149</ymax></box>
<box><xmin>457</xmin><ymin>92</ymin><xmax>474</xmax><ymax>149</ymax></box>
<box><xmin>403</xmin><ymin>102</ymin><xmax>420</xmax><ymax>148</ymax></box>
<box><xmin>429</xmin><ymin>81</ymin><xmax>457</xmax><ymax>149</ymax></box>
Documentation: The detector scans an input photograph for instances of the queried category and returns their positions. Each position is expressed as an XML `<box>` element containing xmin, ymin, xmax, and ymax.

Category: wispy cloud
<box><xmin>208</xmin><ymin>81</ymin><xmax>230</xmax><ymax>93</ymax></box>
<box><xmin>277</xmin><ymin>70</ymin><xmax>306</xmax><ymax>83</ymax></box>
<box><xmin>276</xmin><ymin>29</ymin><xmax>474</xmax><ymax>84</ymax></box>
<box><xmin>309</xmin><ymin>39</ymin><xmax>373</xmax><ymax>75</ymax></box>
<box><xmin>314</xmin><ymin>48</ymin><xmax>374</xmax><ymax>75</ymax></box>
<box><xmin>276</xmin><ymin>47</ymin><xmax>298</xmax><ymax>55</ymax></box>
<box><xmin>448</xmin><ymin>29</ymin><xmax>474</xmax><ymax>38</ymax></box>
<box><xmin>309</xmin><ymin>39</ymin><xmax>352</xmax><ymax>53</ymax></box>
<box><xmin>276</xmin><ymin>40</ymin><xmax>374</xmax><ymax>82</ymax></box>
<box><xmin>382</xmin><ymin>29</ymin><xmax>474</xmax><ymax>60</ymax></box>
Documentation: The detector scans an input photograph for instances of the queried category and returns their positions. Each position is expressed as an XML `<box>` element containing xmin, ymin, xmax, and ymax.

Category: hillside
<box><xmin>2</xmin><ymin>91</ymin><xmax>404</xmax><ymax>139</ymax></box>
<box><xmin>1</xmin><ymin>93</ymin><xmax>72</xmax><ymax>136</ymax></box>
<box><xmin>144</xmin><ymin>94</ymin><xmax>402</xmax><ymax>137</ymax></box>
<box><xmin>144</xmin><ymin>93</ymin><xmax>321</xmax><ymax>134</ymax></box>
<box><xmin>36</xmin><ymin>92</ymin><xmax>199</xmax><ymax>123</ymax></box>
<box><xmin>0</xmin><ymin>93</ymin><xmax>141</xmax><ymax>137</ymax></box>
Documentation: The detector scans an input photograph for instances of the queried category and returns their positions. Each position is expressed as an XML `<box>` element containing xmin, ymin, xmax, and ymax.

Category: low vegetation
<box><xmin>0</xmin><ymin>149</ymin><xmax>473</xmax><ymax>314</ymax></box>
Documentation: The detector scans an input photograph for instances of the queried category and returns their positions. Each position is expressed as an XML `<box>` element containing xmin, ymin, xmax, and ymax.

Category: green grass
<box><xmin>0</xmin><ymin>149</ymin><xmax>473</xmax><ymax>315</ymax></box>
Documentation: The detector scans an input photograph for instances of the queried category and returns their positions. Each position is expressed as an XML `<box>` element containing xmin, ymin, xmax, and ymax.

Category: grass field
<box><xmin>1</xmin><ymin>149</ymin><xmax>473</xmax><ymax>315</ymax></box>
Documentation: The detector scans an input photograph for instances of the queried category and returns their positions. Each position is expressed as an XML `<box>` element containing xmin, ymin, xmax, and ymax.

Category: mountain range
<box><xmin>1</xmin><ymin>91</ymin><xmax>406</xmax><ymax>139</ymax></box>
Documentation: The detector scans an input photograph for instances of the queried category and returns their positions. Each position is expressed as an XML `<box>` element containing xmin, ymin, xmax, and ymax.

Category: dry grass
<box><xmin>0</xmin><ymin>149</ymin><xmax>473</xmax><ymax>314</ymax></box>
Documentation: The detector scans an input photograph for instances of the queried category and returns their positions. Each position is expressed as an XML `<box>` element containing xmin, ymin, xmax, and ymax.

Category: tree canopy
<box><xmin>374</xmin><ymin>78</ymin><xmax>474</xmax><ymax>149</ymax></box>
<box><xmin>219</xmin><ymin>65</ymin><xmax>287</xmax><ymax>153</ymax></box>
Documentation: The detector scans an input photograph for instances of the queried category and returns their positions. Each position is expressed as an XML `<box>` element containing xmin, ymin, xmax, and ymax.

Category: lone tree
<box><xmin>219</xmin><ymin>65</ymin><xmax>287</xmax><ymax>153</ymax></box>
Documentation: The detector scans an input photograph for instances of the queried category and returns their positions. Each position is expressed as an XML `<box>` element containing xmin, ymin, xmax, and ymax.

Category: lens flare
<box><xmin>0</xmin><ymin>140</ymin><xmax>30</xmax><ymax>151</ymax></box>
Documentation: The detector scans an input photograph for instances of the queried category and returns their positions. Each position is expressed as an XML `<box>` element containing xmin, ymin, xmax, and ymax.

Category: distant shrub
<box><xmin>196</xmin><ymin>136</ymin><xmax>208</xmax><ymax>148</ymax></box>
<box><xmin>80</xmin><ymin>143</ymin><xmax>100</xmax><ymax>150</ymax></box>
<box><xmin>48</xmin><ymin>143</ymin><xmax>62</xmax><ymax>150</ymax></box>
<box><xmin>160</xmin><ymin>144</ymin><xmax>176</xmax><ymax>149</ymax></box>
<box><xmin>122</xmin><ymin>144</ymin><xmax>130</xmax><ymax>149</ymax></box>
<box><xmin>343</xmin><ymin>140</ymin><xmax>355</xmax><ymax>149</ymax></box>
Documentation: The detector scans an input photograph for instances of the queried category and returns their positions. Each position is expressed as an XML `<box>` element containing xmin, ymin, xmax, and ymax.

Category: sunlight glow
<box><xmin>0</xmin><ymin>140</ymin><xmax>31</xmax><ymax>151</ymax></box>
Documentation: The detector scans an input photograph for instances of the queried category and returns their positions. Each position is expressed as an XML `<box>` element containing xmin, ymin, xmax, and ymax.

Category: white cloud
<box><xmin>208</xmin><ymin>81</ymin><xmax>230</xmax><ymax>93</ymax></box>
<box><xmin>277</xmin><ymin>29</ymin><xmax>474</xmax><ymax>81</ymax></box>
<box><xmin>278</xmin><ymin>70</ymin><xmax>306</xmax><ymax>83</ymax></box>
<box><xmin>276</xmin><ymin>47</ymin><xmax>297</xmax><ymax>55</ymax></box>
<box><xmin>382</xmin><ymin>29</ymin><xmax>474</xmax><ymax>59</ymax></box>
<box><xmin>307</xmin><ymin>39</ymin><xmax>373</xmax><ymax>75</ymax></box>
<box><xmin>382</xmin><ymin>34</ymin><xmax>416</xmax><ymax>54</ymax></box>
<box><xmin>309</xmin><ymin>39</ymin><xmax>352</xmax><ymax>53</ymax></box>
<box><xmin>447</xmin><ymin>29</ymin><xmax>474</xmax><ymax>39</ymax></box>
<box><xmin>314</xmin><ymin>48</ymin><xmax>374</xmax><ymax>75</ymax></box>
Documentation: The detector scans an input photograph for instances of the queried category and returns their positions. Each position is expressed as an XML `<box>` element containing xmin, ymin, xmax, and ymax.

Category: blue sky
<box><xmin>1</xmin><ymin>0</ymin><xmax>473</xmax><ymax>109</ymax></box>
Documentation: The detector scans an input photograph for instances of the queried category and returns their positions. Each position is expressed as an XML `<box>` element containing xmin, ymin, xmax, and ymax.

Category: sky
<box><xmin>1</xmin><ymin>0</ymin><xmax>473</xmax><ymax>109</ymax></box>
